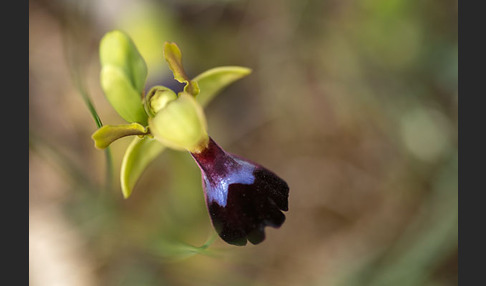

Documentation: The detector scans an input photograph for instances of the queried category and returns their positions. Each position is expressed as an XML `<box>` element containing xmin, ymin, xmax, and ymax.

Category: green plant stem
<box><xmin>62</xmin><ymin>28</ymin><xmax>114</xmax><ymax>192</ymax></box>
<box><xmin>77</xmin><ymin>84</ymin><xmax>114</xmax><ymax>192</ymax></box>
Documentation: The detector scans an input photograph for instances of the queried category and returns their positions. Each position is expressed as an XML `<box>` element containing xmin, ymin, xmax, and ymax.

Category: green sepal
<box><xmin>120</xmin><ymin>136</ymin><xmax>165</xmax><ymax>198</ymax></box>
<box><xmin>99</xmin><ymin>30</ymin><xmax>148</xmax><ymax>124</ymax></box>
<box><xmin>163</xmin><ymin>42</ymin><xmax>200</xmax><ymax>96</ymax></box>
<box><xmin>91</xmin><ymin>123</ymin><xmax>149</xmax><ymax>149</ymax></box>
<box><xmin>100</xmin><ymin>66</ymin><xmax>148</xmax><ymax>124</ymax></box>
<box><xmin>100</xmin><ymin>30</ymin><xmax>148</xmax><ymax>93</ymax></box>
<box><xmin>192</xmin><ymin>66</ymin><xmax>252</xmax><ymax>107</ymax></box>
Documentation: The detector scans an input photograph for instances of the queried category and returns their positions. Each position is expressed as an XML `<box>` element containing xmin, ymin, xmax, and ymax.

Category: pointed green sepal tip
<box><xmin>121</xmin><ymin>136</ymin><xmax>165</xmax><ymax>198</ymax></box>
<box><xmin>149</xmin><ymin>92</ymin><xmax>209</xmax><ymax>153</ymax></box>
<box><xmin>99</xmin><ymin>30</ymin><xmax>148</xmax><ymax>124</ymax></box>
<box><xmin>91</xmin><ymin>123</ymin><xmax>149</xmax><ymax>149</ymax></box>
<box><xmin>192</xmin><ymin>66</ymin><xmax>252</xmax><ymax>107</ymax></box>
<box><xmin>163</xmin><ymin>42</ymin><xmax>200</xmax><ymax>96</ymax></box>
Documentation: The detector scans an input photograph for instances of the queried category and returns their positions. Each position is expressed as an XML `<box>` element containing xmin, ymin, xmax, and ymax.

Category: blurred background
<box><xmin>29</xmin><ymin>0</ymin><xmax>458</xmax><ymax>285</ymax></box>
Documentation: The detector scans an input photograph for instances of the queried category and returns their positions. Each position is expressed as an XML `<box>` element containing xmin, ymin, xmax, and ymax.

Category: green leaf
<box><xmin>91</xmin><ymin>123</ymin><xmax>149</xmax><ymax>149</ymax></box>
<box><xmin>99</xmin><ymin>30</ymin><xmax>148</xmax><ymax>124</ymax></box>
<box><xmin>192</xmin><ymin>66</ymin><xmax>252</xmax><ymax>107</ymax></box>
<box><xmin>120</xmin><ymin>136</ymin><xmax>165</xmax><ymax>198</ymax></box>
<box><xmin>163</xmin><ymin>42</ymin><xmax>200</xmax><ymax>96</ymax></box>
<box><xmin>149</xmin><ymin>234</ymin><xmax>220</xmax><ymax>261</ymax></box>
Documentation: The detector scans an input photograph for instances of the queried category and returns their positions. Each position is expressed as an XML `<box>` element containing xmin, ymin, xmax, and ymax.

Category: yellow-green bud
<box><xmin>149</xmin><ymin>93</ymin><xmax>209</xmax><ymax>153</ymax></box>
<box><xmin>144</xmin><ymin>86</ymin><xmax>178</xmax><ymax>117</ymax></box>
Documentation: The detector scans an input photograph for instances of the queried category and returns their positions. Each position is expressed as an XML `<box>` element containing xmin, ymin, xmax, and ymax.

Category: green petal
<box><xmin>163</xmin><ymin>42</ymin><xmax>199</xmax><ymax>96</ymax></box>
<box><xmin>192</xmin><ymin>66</ymin><xmax>252</xmax><ymax>107</ymax></box>
<box><xmin>121</xmin><ymin>136</ymin><xmax>165</xmax><ymax>198</ymax></box>
<box><xmin>91</xmin><ymin>123</ymin><xmax>149</xmax><ymax>149</ymax></box>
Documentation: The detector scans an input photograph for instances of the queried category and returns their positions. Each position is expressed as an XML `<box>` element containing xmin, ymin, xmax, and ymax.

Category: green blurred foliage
<box><xmin>29</xmin><ymin>0</ymin><xmax>457</xmax><ymax>285</ymax></box>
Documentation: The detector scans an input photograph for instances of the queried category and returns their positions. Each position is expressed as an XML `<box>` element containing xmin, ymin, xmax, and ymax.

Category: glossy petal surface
<box><xmin>192</xmin><ymin>138</ymin><xmax>289</xmax><ymax>246</ymax></box>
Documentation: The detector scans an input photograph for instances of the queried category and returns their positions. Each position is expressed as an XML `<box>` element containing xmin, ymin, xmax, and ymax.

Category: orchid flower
<box><xmin>91</xmin><ymin>30</ymin><xmax>289</xmax><ymax>245</ymax></box>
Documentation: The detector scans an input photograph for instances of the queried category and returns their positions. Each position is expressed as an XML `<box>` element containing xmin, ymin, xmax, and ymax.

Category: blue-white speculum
<box><xmin>191</xmin><ymin>137</ymin><xmax>289</xmax><ymax>246</ymax></box>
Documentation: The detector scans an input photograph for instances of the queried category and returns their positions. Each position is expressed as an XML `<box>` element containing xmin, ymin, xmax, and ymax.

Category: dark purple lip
<box><xmin>191</xmin><ymin>137</ymin><xmax>289</xmax><ymax>246</ymax></box>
